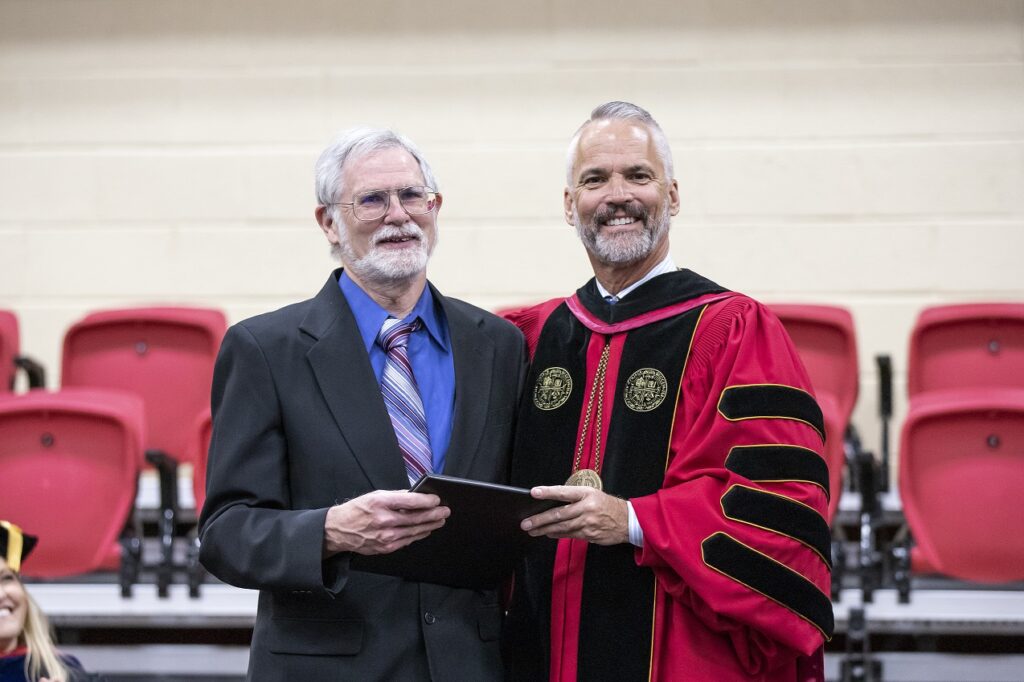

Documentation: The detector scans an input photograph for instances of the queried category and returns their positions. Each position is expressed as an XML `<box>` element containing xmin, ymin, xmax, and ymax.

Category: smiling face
<box><xmin>316</xmin><ymin>146</ymin><xmax>441</xmax><ymax>290</ymax></box>
<box><xmin>565</xmin><ymin>118</ymin><xmax>679</xmax><ymax>267</ymax></box>
<box><xmin>0</xmin><ymin>559</ymin><xmax>27</xmax><ymax>654</ymax></box>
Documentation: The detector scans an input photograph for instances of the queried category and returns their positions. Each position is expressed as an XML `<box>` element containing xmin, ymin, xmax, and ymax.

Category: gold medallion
<box><xmin>534</xmin><ymin>367</ymin><xmax>573</xmax><ymax>411</ymax></box>
<box><xmin>565</xmin><ymin>468</ymin><xmax>603</xmax><ymax>491</ymax></box>
<box><xmin>623</xmin><ymin>368</ymin><xmax>669</xmax><ymax>412</ymax></box>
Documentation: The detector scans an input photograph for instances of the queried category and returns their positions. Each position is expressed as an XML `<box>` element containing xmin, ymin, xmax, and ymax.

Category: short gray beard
<box><xmin>574</xmin><ymin>197</ymin><xmax>670</xmax><ymax>265</ymax></box>
<box><xmin>336</xmin><ymin>221</ymin><xmax>436</xmax><ymax>285</ymax></box>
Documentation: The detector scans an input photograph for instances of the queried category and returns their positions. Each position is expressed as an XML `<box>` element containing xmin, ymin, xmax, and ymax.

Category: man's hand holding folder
<box><xmin>323</xmin><ymin>489</ymin><xmax>451</xmax><ymax>558</ymax></box>
<box><xmin>349</xmin><ymin>474</ymin><xmax>566</xmax><ymax>589</ymax></box>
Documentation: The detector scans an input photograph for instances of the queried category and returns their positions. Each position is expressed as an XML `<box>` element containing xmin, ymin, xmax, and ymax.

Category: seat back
<box><xmin>908</xmin><ymin>303</ymin><xmax>1024</xmax><ymax>398</ymax></box>
<box><xmin>189</xmin><ymin>409</ymin><xmax>213</xmax><ymax>513</ymax></box>
<box><xmin>769</xmin><ymin>305</ymin><xmax>859</xmax><ymax>520</ymax></box>
<box><xmin>769</xmin><ymin>304</ymin><xmax>859</xmax><ymax>427</ymax></box>
<box><xmin>61</xmin><ymin>307</ymin><xmax>226</xmax><ymax>464</ymax></box>
<box><xmin>899</xmin><ymin>388</ymin><xmax>1024</xmax><ymax>583</ymax></box>
<box><xmin>0</xmin><ymin>310</ymin><xmax>18</xmax><ymax>392</ymax></box>
<box><xmin>817</xmin><ymin>393</ymin><xmax>845</xmax><ymax>523</ymax></box>
<box><xmin>0</xmin><ymin>389</ymin><xmax>145</xmax><ymax>578</ymax></box>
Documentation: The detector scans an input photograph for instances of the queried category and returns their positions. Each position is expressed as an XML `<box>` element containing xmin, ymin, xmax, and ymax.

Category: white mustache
<box><xmin>373</xmin><ymin>223</ymin><xmax>424</xmax><ymax>245</ymax></box>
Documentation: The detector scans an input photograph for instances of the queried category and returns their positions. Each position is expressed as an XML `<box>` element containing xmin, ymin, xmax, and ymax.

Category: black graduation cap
<box><xmin>0</xmin><ymin>521</ymin><xmax>38</xmax><ymax>573</ymax></box>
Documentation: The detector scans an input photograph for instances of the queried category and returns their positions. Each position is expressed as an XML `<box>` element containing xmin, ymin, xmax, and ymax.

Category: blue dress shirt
<box><xmin>338</xmin><ymin>271</ymin><xmax>455</xmax><ymax>474</ymax></box>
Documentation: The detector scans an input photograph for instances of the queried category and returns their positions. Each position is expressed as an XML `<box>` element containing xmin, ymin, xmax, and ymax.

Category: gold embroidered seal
<box><xmin>623</xmin><ymin>368</ymin><xmax>668</xmax><ymax>412</ymax></box>
<box><xmin>533</xmin><ymin>367</ymin><xmax>573</xmax><ymax>411</ymax></box>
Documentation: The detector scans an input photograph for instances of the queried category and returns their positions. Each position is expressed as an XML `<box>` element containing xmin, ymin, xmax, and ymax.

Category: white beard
<box><xmin>337</xmin><ymin>221</ymin><xmax>435</xmax><ymax>285</ymax></box>
<box><xmin>574</xmin><ymin>197</ymin><xmax>670</xmax><ymax>265</ymax></box>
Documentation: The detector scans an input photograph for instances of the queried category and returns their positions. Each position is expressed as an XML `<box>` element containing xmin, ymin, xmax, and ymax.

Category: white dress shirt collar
<box><xmin>595</xmin><ymin>254</ymin><xmax>678</xmax><ymax>303</ymax></box>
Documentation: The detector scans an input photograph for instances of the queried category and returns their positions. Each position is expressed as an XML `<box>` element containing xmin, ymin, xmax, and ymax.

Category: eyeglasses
<box><xmin>333</xmin><ymin>185</ymin><xmax>438</xmax><ymax>222</ymax></box>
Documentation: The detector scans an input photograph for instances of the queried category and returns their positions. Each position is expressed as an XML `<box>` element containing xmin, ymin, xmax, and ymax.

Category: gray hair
<box><xmin>314</xmin><ymin>126</ymin><xmax>440</xmax><ymax>207</ymax></box>
<box><xmin>565</xmin><ymin>101</ymin><xmax>674</xmax><ymax>185</ymax></box>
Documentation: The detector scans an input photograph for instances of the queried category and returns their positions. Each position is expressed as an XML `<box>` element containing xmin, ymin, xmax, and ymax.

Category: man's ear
<box><xmin>563</xmin><ymin>187</ymin><xmax>575</xmax><ymax>226</ymax></box>
<box><xmin>668</xmin><ymin>179</ymin><xmax>680</xmax><ymax>216</ymax></box>
<box><xmin>315</xmin><ymin>205</ymin><xmax>340</xmax><ymax>245</ymax></box>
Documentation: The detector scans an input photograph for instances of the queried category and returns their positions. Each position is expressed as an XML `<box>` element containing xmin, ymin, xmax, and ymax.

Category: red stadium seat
<box><xmin>61</xmin><ymin>307</ymin><xmax>226</xmax><ymax>466</ymax></box>
<box><xmin>816</xmin><ymin>393</ymin><xmax>845</xmax><ymax>523</ymax></box>
<box><xmin>898</xmin><ymin>388</ymin><xmax>1024</xmax><ymax>583</ymax></box>
<box><xmin>0</xmin><ymin>388</ymin><xmax>145</xmax><ymax>579</ymax></box>
<box><xmin>769</xmin><ymin>304</ymin><xmax>860</xmax><ymax>521</ymax></box>
<box><xmin>769</xmin><ymin>304</ymin><xmax>859</xmax><ymax>427</ymax></box>
<box><xmin>189</xmin><ymin>408</ymin><xmax>212</xmax><ymax>514</ymax></box>
<box><xmin>60</xmin><ymin>306</ymin><xmax>226</xmax><ymax>594</ymax></box>
<box><xmin>0</xmin><ymin>310</ymin><xmax>17</xmax><ymax>391</ymax></box>
<box><xmin>908</xmin><ymin>303</ymin><xmax>1024</xmax><ymax>398</ymax></box>
<box><xmin>0</xmin><ymin>310</ymin><xmax>45</xmax><ymax>392</ymax></box>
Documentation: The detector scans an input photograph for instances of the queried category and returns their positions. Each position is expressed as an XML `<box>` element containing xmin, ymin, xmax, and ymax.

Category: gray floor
<box><xmin>62</xmin><ymin>645</ymin><xmax>1024</xmax><ymax>681</ymax></box>
<box><xmin>823</xmin><ymin>653</ymin><xmax>1024</xmax><ymax>682</ymax></box>
<box><xmin>64</xmin><ymin>645</ymin><xmax>248</xmax><ymax>679</ymax></box>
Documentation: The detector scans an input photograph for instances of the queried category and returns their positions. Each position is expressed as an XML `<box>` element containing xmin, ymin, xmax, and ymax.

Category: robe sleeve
<box><xmin>630</xmin><ymin>295</ymin><xmax>833</xmax><ymax>672</ymax></box>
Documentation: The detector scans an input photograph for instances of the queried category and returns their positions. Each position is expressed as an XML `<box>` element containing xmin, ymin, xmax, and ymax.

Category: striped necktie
<box><xmin>377</xmin><ymin>317</ymin><xmax>433</xmax><ymax>485</ymax></box>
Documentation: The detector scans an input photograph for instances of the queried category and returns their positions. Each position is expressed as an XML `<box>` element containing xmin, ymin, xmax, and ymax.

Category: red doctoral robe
<box><xmin>502</xmin><ymin>269</ymin><xmax>832</xmax><ymax>681</ymax></box>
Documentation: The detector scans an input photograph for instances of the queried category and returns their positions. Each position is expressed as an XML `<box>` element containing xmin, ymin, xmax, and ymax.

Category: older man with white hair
<box><xmin>200</xmin><ymin>127</ymin><xmax>525</xmax><ymax>681</ymax></box>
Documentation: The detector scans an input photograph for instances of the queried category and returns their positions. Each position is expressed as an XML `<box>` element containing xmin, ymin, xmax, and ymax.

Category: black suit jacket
<box><xmin>199</xmin><ymin>270</ymin><xmax>527</xmax><ymax>681</ymax></box>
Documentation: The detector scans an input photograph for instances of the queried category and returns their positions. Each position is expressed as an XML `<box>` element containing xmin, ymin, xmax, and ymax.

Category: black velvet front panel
<box><xmin>576</xmin><ymin>308</ymin><xmax>704</xmax><ymax>682</ymax></box>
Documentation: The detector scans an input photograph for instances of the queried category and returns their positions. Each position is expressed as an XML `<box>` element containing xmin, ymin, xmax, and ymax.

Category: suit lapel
<box><xmin>302</xmin><ymin>272</ymin><xmax>408</xmax><ymax>491</ymax></box>
<box><xmin>439</xmin><ymin>290</ymin><xmax>495</xmax><ymax>479</ymax></box>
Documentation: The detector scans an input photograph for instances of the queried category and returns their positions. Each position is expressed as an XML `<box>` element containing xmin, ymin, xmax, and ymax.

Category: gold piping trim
<box><xmin>661</xmin><ymin>304</ymin><xmax>707</xmax><ymax>474</ymax></box>
<box><xmin>647</xmin><ymin>575</ymin><xmax>658</xmax><ymax>681</ymax></box>
<box><xmin>648</xmin><ymin>303</ymin><xmax>705</xmax><ymax>680</ymax></box>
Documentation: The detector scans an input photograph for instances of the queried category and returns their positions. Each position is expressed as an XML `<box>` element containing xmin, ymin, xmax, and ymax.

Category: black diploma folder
<box><xmin>349</xmin><ymin>474</ymin><xmax>564</xmax><ymax>589</ymax></box>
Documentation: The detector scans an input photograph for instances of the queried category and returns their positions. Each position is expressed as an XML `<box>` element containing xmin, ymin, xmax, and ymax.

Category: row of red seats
<box><xmin>0</xmin><ymin>307</ymin><xmax>223</xmax><ymax>596</ymax></box>
<box><xmin>1</xmin><ymin>303</ymin><xmax>1022</xmax><ymax>589</ymax></box>
<box><xmin>773</xmin><ymin>303</ymin><xmax>1024</xmax><ymax>587</ymax></box>
<box><xmin>899</xmin><ymin>304</ymin><xmax>1024</xmax><ymax>584</ymax></box>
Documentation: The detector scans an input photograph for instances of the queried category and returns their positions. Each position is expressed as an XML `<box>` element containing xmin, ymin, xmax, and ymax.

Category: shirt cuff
<box><xmin>626</xmin><ymin>501</ymin><xmax>644</xmax><ymax>547</ymax></box>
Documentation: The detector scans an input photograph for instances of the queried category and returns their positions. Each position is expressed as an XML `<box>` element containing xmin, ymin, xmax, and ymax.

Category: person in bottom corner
<box><xmin>0</xmin><ymin>522</ymin><xmax>100</xmax><ymax>682</ymax></box>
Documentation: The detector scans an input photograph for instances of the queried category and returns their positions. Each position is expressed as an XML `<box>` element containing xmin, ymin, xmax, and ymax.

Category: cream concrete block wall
<box><xmin>2</xmin><ymin>0</ymin><xmax>1023</xmax><ymax>482</ymax></box>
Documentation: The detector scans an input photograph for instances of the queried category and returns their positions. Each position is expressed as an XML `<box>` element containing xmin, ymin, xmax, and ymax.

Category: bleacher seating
<box><xmin>895</xmin><ymin>302</ymin><xmax>1024</xmax><ymax>591</ymax></box>
<box><xmin>769</xmin><ymin>304</ymin><xmax>860</xmax><ymax>522</ymax></box>
<box><xmin>5</xmin><ymin>297</ymin><xmax>1023</xmax><ymax>677</ymax></box>
<box><xmin>189</xmin><ymin>408</ymin><xmax>213</xmax><ymax>514</ymax></box>
<box><xmin>0</xmin><ymin>388</ymin><xmax>145</xmax><ymax>588</ymax></box>
<box><xmin>907</xmin><ymin>302</ymin><xmax>1024</xmax><ymax>396</ymax></box>
<box><xmin>0</xmin><ymin>310</ymin><xmax>18</xmax><ymax>391</ymax></box>
<box><xmin>898</xmin><ymin>388</ymin><xmax>1024</xmax><ymax>582</ymax></box>
<box><xmin>769</xmin><ymin>304</ymin><xmax>860</xmax><ymax>423</ymax></box>
<box><xmin>0</xmin><ymin>309</ymin><xmax>46</xmax><ymax>391</ymax></box>
<box><xmin>60</xmin><ymin>306</ymin><xmax>227</xmax><ymax>595</ymax></box>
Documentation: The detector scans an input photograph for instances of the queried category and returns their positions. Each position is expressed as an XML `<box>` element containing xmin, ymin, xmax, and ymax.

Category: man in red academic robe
<box><xmin>502</xmin><ymin>102</ymin><xmax>833</xmax><ymax>681</ymax></box>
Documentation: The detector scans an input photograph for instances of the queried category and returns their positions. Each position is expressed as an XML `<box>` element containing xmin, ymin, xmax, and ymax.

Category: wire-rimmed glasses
<box><xmin>333</xmin><ymin>185</ymin><xmax>438</xmax><ymax>222</ymax></box>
